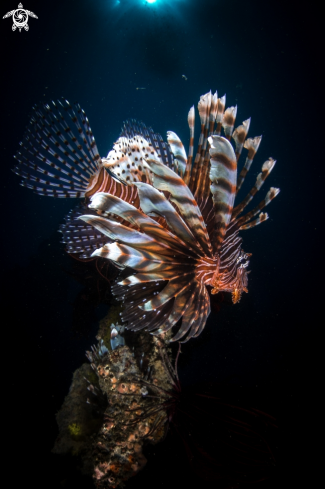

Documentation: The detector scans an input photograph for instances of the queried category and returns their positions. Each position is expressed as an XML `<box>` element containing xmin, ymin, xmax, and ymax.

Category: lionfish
<box><xmin>13</xmin><ymin>90</ymin><xmax>279</xmax><ymax>342</ymax></box>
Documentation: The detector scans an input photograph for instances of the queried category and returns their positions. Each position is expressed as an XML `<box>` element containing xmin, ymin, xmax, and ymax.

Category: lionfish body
<box><xmin>13</xmin><ymin>91</ymin><xmax>279</xmax><ymax>341</ymax></box>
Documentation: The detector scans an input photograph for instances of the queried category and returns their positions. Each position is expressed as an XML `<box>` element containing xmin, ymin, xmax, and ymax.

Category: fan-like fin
<box><xmin>135</xmin><ymin>182</ymin><xmax>201</xmax><ymax>252</ymax></box>
<box><xmin>143</xmin><ymin>158</ymin><xmax>212</xmax><ymax>256</ymax></box>
<box><xmin>192</xmin><ymin>286</ymin><xmax>211</xmax><ymax>338</ymax></box>
<box><xmin>118</xmin><ymin>266</ymin><xmax>190</xmax><ymax>285</ymax></box>
<box><xmin>89</xmin><ymin>192</ymin><xmax>195</xmax><ymax>256</ymax></box>
<box><xmin>80</xmin><ymin>215</ymin><xmax>173</xmax><ymax>255</ymax></box>
<box><xmin>153</xmin><ymin>284</ymin><xmax>198</xmax><ymax>337</ymax></box>
<box><xmin>140</xmin><ymin>273</ymin><xmax>195</xmax><ymax>311</ymax></box>
<box><xmin>60</xmin><ymin>203</ymin><xmax>109</xmax><ymax>258</ymax></box>
<box><xmin>91</xmin><ymin>242</ymin><xmax>187</xmax><ymax>271</ymax></box>
<box><xmin>129</xmin><ymin>300</ymin><xmax>174</xmax><ymax>333</ymax></box>
<box><xmin>180</xmin><ymin>286</ymin><xmax>206</xmax><ymax>342</ymax></box>
<box><xmin>183</xmin><ymin>285</ymin><xmax>207</xmax><ymax>341</ymax></box>
<box><xmin>112</xmin><ymin>281</ymin><xmax>166</xmax><ymax>308</ymax></box>
<box><xmin>12</xmin><ymin>100</ymin><xmax>111</xmax><ymax>198</ymax></box>
<box><xmin>169</xmin><ymin>283</ymin><xmax>203</xmax><ymax>342</ymax></box>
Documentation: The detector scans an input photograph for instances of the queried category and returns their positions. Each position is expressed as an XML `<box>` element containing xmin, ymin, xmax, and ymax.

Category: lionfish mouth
<box><xmin>13</xmin><ymin>90</ymin><xmax>280</xmax><ymax>342</ymax></box>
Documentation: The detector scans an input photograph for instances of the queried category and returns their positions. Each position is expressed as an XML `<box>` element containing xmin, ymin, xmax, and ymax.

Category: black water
<box><xmin>1</xmin><ymin>0</ymin><xmax>322</xmax><ymax>487</ymax></box>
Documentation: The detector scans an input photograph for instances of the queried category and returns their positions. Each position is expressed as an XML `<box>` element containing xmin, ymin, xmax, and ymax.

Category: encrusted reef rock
<box><xmin>52</xmin><ymin>362</ymin><xmax>104</xmax><ymax>452</ymax></box>
<box><xmin>53</xmin><ymin>308</ymin><xmax>174</xmax><ymax>488</ymax></box>
<box><xmin>92</xmin><ymin>345</ymin><xmax>160</xmax><ymax>487</ymax></box>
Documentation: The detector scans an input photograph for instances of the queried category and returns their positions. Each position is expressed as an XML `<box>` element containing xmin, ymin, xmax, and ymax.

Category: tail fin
<box><xmin>13</xmin><ymin>99</ymin><xmax>107</xmax><ymax>198</ymax></box>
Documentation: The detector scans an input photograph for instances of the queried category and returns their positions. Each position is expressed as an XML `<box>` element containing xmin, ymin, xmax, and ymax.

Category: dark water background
<box><xmin>0</xmin><ymin>0</ymin><xmax>322</xmax><ymax>487</ymax></box>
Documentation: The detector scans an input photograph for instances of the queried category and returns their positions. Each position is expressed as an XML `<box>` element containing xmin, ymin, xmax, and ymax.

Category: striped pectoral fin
<box><xmin>118</xmin><ymin>266</ymin><xmax>190</xmax><ymax>285</ymax></box>
<box><xmin>208</xmin><ymin>135</ymin><xmax>237</xmax><ymax>252</ymax></box>
<box><xmin>112</xmin><ymin>280</ymin><xmax>167</xmax><ymax>306</ymax></box>
<box><xmin>169</xmin><ymin>283</ymin><xmax>204</xmax><ymax>342</ymax></box>
<box><xmin>116</xmin><ymin>280</ymin><xmax>173</xmax><ymax>332</ymax></box>
<box><xmin>175</xmin><ymin>285</ymin><xmax>211</xmax><ymax>342</ymax></box>
<box><xmin>89</xmin><ymin>191</ymin><xmax>145</xmax><ymax>226</ymax></box>
<box><xmin>167</xmin><ymin>131</ymin><xmax>187</xmax><ymax>178</ymax></box>
<box><xmin>180</xmin><ymin>287</ymin><xmax>207</xmax><ymax>342</ymax></box>
<box><xmin>91</xmin><ymin>242</ymin><xmax>180</xmax><ymax>271</ymax></box>
<box><xmin>89</xmin><ymin>190</ymin><xmax>159</xmax><ymax>235</ymax></box>
<box><xmin>134</xmin><ymin>181</ymin><xmax>201</xmax><ymax>251</ymax></box>
<box><xmin>79</xmin><ymin>214</ymin><xmax>174</xmax><ymax>255</ymax></box>
<box><xmin>127</xmin><ymin>300</ymin><xmax>175</xmax><ymax>333</ymax></box>
<box><xmin>191</xmin><ymin>286</ymin><xmax>211</xmax><ymax>338</ymax></box>
<box><xmin>89</xmin><ymin>191</ymin><xmax>193</xmax><ymax>255</ymax></box>
<box><xmin>139</xmin><ymin>273</ymin><xmax>195</xmax><ymax>312</ymax></box>
<box><xmin>143</xmin><ymin>158</ymin><xmax>212</xmax><ymax>256</ymax></box>
<box><xmin>152</xmin><ymin>284</ymin><xmax>198</xmax><ymax>336</ymax></box>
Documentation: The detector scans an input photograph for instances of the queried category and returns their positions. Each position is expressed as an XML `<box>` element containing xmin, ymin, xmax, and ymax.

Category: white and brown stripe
<box><xmin>222</xmin><ymin>106</ymin><xmax>237</xmax><ymax>140</ymax></box>
<box><xmin>236</xmin><ymin>136</ymin><xmax>262</xmax><ymax>193</ymax></box>
<box><xmin>184</xmin><ymin>105</ymin><xmax>195</xmax><ymax>185</ymax></box>
<box><xmin>166</xmin><ymin>131</ymin><xmax>187</xmax><ymax>178</ymax></box>
<box><xmin>215</xmin><ymin>94</ymin><xmax>226</xmax><ymax>135</ymax></box>
<box><xmin>232</xmin><ymin>118</ymin><xmax>251</xmax><ymax>161</ymax></box>
<box><xmin>232</xmin><ymin>158</ymin><xmax>276</xmax><ymax>218</ymax></box>
<box><xmin>208</xmin><ymin>135</ymin><xmax>237</xmax><ymax>252</ymax></box>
